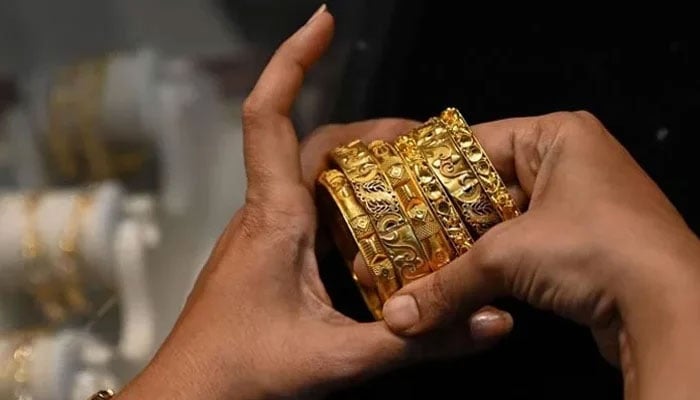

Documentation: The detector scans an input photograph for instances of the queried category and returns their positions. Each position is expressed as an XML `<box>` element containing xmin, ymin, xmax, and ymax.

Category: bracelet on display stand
<box><xmin>1</xmin><ymin>330</ymin><xmax>118</xmax><ymax>400</ymax></box>
<box><xmin>1</xmin><ymin>183</ymin><xmax>157</xmax><ymax>364</ymax></box>
<box><xmin>22</xmin><ymin>192</ymin><xmax>68</xmax><ymax>324</ymax></box>
<box><xmin>21</xmin><ymin>190</ymin><xmax>97</xmax><ymax>325</ymax></box>
<box><xmin>0</xmin><ymin>332</ymin><xmax>34</xmax><ymax>399</ymax></box>
<box><xmin>48</xmin><ymin>59</ymin><xmax>112</xmax><ymax>183</ymax></box>
<box><xmin>57</xmin><ymin>192</ymin><xmax>94</xmax><ymax>318</ymax></box>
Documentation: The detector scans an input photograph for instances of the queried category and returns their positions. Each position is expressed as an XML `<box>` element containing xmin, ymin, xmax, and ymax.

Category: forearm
<box><xmin>620</xmin><ymin>238</ymin><xmax>700</xmax><ymax>400</ymax></box>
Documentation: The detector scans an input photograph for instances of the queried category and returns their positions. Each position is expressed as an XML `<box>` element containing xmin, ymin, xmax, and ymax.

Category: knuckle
<box><xmin>424</xmin><ymin>271</ymin><xmax>455</xmax><ymax>318</ymax></box>
<box><xmin>241</xmin><ymin>96</ymin><xmax>265</xmax><ymax>128</ymax></box>
<box><xmin>572</xmin><ymin>110</ymin><xmax>602</xmax><ymax>125</ymax></box>
<box><xmin>242</xmin><ymin>193</ymin><xmax>313</xmax><ymax>242</ymax></box>
<box><xmin>548</xmin><ymin>110</ymin><xmax>605</xmax><ymax>137</ymax></box>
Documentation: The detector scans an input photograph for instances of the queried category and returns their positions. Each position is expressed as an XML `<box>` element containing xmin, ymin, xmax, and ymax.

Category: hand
<box><xmin>117</xmin><ymin>7</ymin><xmax>511</xmax><ymax>400</ymax></box>
<box><xmin>379</xmin><ymin>112</ymin><xmax>700</xmax><ymax>399</ymax></box>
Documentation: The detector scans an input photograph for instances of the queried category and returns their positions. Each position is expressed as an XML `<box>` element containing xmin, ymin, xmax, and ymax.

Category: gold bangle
<box><xmin>48</xmin><ymin>60</ymin><xmax>114</xmax><ymax>182</ymax></box>
<box><xmin>74</xmin><ymin>60</ymin><xmax>113</xmax><ymax>181</ymax></box>
<box><xmin>368</xmin><ymin>140</ymin><xmax>455</xmax><ymax>270</ymax></box>
<box><xmin>439</xmin><ymin>108</ymin><xmax>520</xmax><ymax>220</ymax></box>
<box><xmin>413</xmin><ymin>121</ymin><xmax>501</xmax><ymax>236</ymax></box>
<box><xmin>48</xmin><ymin>66</ymin><xmax>81</xmax><ymax>180</ymax></box>
<box><xmin>57</xmin><ymin>192</ymin><xmax>93</xmax><ymax>316</ymax></box>
<box><xmin>394</xmin><ymin>134</ymin><xmax>474</xmax><ymax>255</ymax></box>
<box><xmin>0</xmin><ymin>333</ymin><xmax>34</xmax><ymax>398</ymax></box>
<box><xmin>317</xmin><ymin>169</ymin><xmax>395</xmax><ymax>318</ymax></box>
<box><xmin>331</xmin><ymin>140</ymin><xmax>432</xmax><ymax>284</ymax></box>
<box><xmin>89</xmin><ymin>389</ymin><xmax>115</xmax><ymax>400</ymax></box>
<box><xmin>22</xmin><ymin>193</ymin><xmax>68</xmax><ymax>324</ymax></box>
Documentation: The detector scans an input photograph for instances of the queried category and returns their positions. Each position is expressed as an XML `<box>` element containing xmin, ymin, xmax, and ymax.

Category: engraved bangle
<box><xmin>439</xmin><ymin>108</ymin><xmax>520</xmax><ymax>220</ymax></box>
<box><xmin>368</xmin><ymin>140</ymin><xmax>455</xmax><ymax>270</ymax></box>
<box><xmin>412</xmin><ymin>121</ymin><xmax>501</xmax><ymax>237</ymax></box>
<box><xmin>331</xmin><ymin>140</ymin><xmax>432</xmax><ymax>285</ymax></box>
<box><xmin>394</xmin><ymin>134</ymin><xmax>474</xmax><ymax>255</ymax></box>
<box><xmin>317</xmin><ymin>169</ymin><xmax>396</xmax><ymax>318</ymax></box>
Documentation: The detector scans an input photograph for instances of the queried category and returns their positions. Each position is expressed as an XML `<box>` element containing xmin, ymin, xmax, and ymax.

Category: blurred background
<box><xmin>0</xmin><ymin>1</ymin><xmax>697</xmax><ymax>399</ymax></box>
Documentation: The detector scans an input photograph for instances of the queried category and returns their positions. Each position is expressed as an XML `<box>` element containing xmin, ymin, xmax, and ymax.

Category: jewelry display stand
<box><xmin>0</xmin><ymin>330</ymin><xmax>119</xmax><ymax>400</ymax></box>
<box><xmin>3</xmin><ymin>47</ymin><xmax>243</xmax><ymax>370</ymax></box>
<box><xmin>13</xmin><ymin>48</ymin><xmax>216</xmax><ymax>216</ymax></box>
<box><xmin>0</xmin><ymin>183</ymin><xmax>157</xmax><ymax>363</ymax></box>
<box><xmin>0</xmin><ymin>183</ymin><xmax>121</xmax><ymax>288</ymax></box>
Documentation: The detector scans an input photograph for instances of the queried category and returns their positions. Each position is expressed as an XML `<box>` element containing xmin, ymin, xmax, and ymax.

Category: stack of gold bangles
<box><xmin>318</xmin><ymin>108</ymin><xmax>520</xmax><ymax>319</ymax></box>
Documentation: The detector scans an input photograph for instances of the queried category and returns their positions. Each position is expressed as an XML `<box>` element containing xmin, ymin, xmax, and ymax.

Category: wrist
<box><xmin>116</xmin><ymin>322</ymin><xmax>270</xmax><ymax>400</ymax></box>
<box><xmin>616</xmin><ymin>233</ymin><xmax>700</xmax><ymax>399</ymax></box>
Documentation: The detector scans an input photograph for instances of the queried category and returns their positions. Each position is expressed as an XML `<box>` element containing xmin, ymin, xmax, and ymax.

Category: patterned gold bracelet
<box><xmin>368</xmin><ymin>140</ymin><xmax>455</xmax><ymax>270</ymax></box>
<box><xmin>394</xmin><ymin>135</ymin><xmax>474</xmax><ymax>255</ymax></box>
<box><xmin>331</xmin><ymin>140</ymin><xmax>432</xmax><ymax>285</ymax></box>
<box><xmin>413</xmin><ymin>121</ymin><xmax>501</xmax><ymax>237</ymax></box>
<box><xmin>317</xmin><ymin>169</ymin><xmax>394</xmax><ymax>318</ymax></box>
<box><xmin>439</xmin><ymin>108</ymin><xmax>520</xmax><ymax>220</ymax></box>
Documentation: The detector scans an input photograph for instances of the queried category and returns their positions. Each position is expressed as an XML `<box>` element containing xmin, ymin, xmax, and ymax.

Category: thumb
<box><xmin>381</xmin><ymin>226</ymin><xmax>512</xmax><ymax>336</ymax></box>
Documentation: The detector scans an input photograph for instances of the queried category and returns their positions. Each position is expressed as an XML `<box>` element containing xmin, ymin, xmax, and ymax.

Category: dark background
<box><xmin>316</xmin><ymin>2</ymin><xmax>700</xmax><ymax>400</ymax></box>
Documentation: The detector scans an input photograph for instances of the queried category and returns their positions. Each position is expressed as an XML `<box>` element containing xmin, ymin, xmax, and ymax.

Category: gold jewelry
<box><xmin>89</xmin><ymin>389</ymin><xmax>115</xmax><ymax>399</ymax></box>
<box><xmin>74</xmin><ymin>60</ymin><xmax>113</xmax><ymax>181</ymax></box>
<box><xmin>439</xmin><ymin>108</ymin><xmax>520</xmax><ymax>220</ymax></box>
<box><xmin>47</xmin><ymin>57</ymin><xmax>149</xmax><ymax>184</ymax></box>
<box><xmin>331</xmin><ymin>141</ymin><xmax>432</xmax><ymax>285</ymax></box>
<box><xmin>318</xmin><ymin>169</ymin><xmax>396</xmax><ymax>317</ymax></box>
<box><xmin>48</xmin><ymin>65</ymin><xmax>81</xmax><ymax>180</ymax></box>
<box><xmin>0</xmin><ymin>333</ymin><xmax>34</xmax><ymax>399</ymax></box>
<box><xmin>22</xmin><ymin>193</ymin><xmax>68</xmax><ymax>324</ymax></box>
<box><xmin>368</xmin><ymin>140</ymin><xmax>455</xmax><ymax>270</ymax></box>
<box><xmin>413</xmin><ymin>121</ymin><xmax>501</xmax><ymax>236</ymax></box>
<box><xmin>57</xmin><ymin>192</ymin><xmax>93</xmax><ymax>316</ymax></box>
<box><xmin>394</xmin><ymin>134</ymin><xmax>474</xmax><ymax>255</ymax></box>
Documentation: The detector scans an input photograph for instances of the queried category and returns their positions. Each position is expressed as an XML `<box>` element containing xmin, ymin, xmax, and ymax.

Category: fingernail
<box><xmin>470</xmin><ymin>311</ymin><xmax>513</xmax><ymax>341</ymax></box>
<box><xmin>306</xmin><ymin>4</ymin><xmax>327</xmax><ymax>25</ymax></box>
<box><xmin>383</xmin><ymin>295</ymin><xmax>419</xmax><ymax>332</ymax></box>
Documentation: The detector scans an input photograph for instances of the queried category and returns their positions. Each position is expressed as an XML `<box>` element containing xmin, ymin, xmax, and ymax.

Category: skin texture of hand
<box><xmin>115</xmin><ymin>7</ymin><xmax>511</xmax><ymax>400</ymax></box>
<box><xmin>373</xmin><ymin>111</ymin><xmax>700</xmax><ymax>400</ymax></box>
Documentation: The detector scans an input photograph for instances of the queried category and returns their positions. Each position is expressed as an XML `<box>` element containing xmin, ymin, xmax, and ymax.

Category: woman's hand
<box><xmin>117</xmin><ymin>7</ymin><xmax>511</xmax><ymax>400</ymax></box>
<box><xmin>376</xmin><ymin>112</ymin><xmax>700</xmax><ymax>399</ymax></box>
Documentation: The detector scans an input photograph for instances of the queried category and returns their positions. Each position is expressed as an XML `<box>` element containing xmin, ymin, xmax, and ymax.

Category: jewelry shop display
<box><xmin>319</xmin><ymin>108</ymin><xmax>520</xmax><ymax>319</ymax></box>
<box><xmin>0</xmin><ymin>332</ymin><xmax>34</xmax><ymax>400</ymax></box>
<box><xmin>21</xmin><ymin>191</ymin><xmax>94</xmax><ymax>325</ymax></box>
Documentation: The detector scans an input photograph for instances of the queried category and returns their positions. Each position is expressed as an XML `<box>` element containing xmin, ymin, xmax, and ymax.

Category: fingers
<box><xmin>353</xmin><ymin>248</ymin><xmax>513</xmax><ymax>342</ymax></box>
<box><xmin>469</xmin><ymin>306</ymin><xmax>514</xmax><ymax>345</ymax></box>
<box><xmin>333</xmin><ymin>313</ymin><xmax>511</xmax><ymax>378</ymax></box>
<box><xmin>381</xmin><ymin>221</ymin><xmax>517</xmax><ymax>335</ymax></box>
<box><xmin>300</xmin><ymin>119</ymin><xmax>419</xmax><ymax>189</ymax></box>
<box><xmin>242</xmin><ymin>6</ymin><xmax>334</xmax><ymax>195</ymax></box>
<box><xmin>331</xmin><ymin>307</ymin><xmax>512</xmax><ymax>382</ymax></box>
